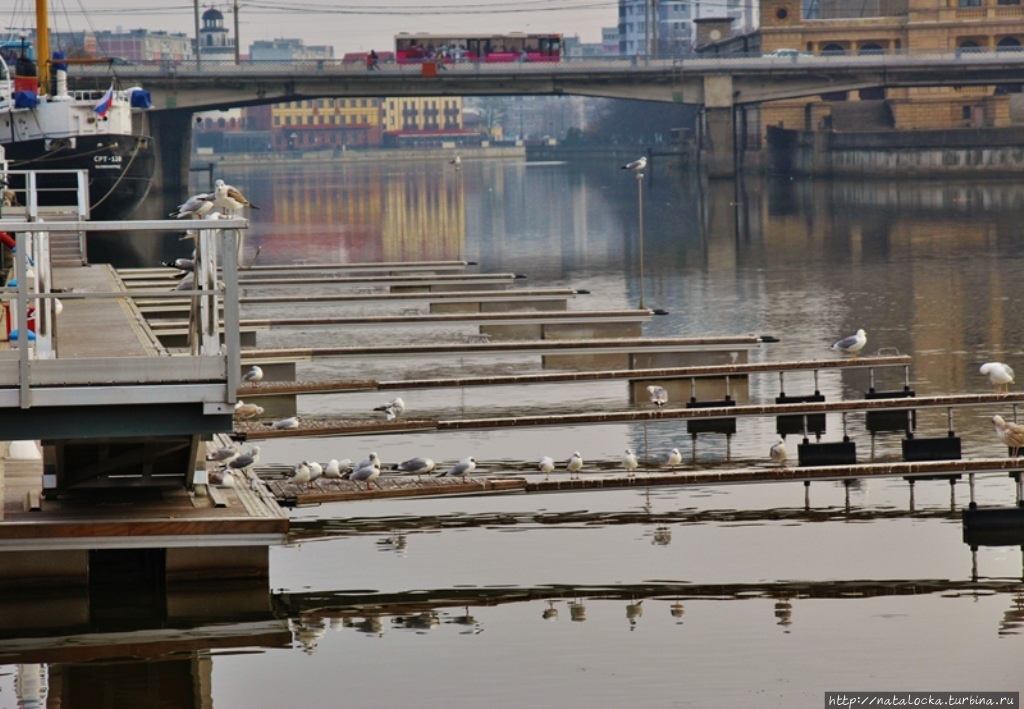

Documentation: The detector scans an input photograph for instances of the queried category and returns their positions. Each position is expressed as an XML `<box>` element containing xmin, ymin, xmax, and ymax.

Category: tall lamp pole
<box><xmin>193</xmin><ymin>0</ymin><xmax>202</xmax><ymax>71</ymax></box>
<box><xmin>636</xmin><ymin>169</ymin><xmax>646</xmax><ymax>310</ymax></box>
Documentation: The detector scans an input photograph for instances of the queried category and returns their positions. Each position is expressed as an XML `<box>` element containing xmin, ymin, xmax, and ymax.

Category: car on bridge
<box><xmin>763</xmin><ymin>48</ymin><xmax>813</xmax><ymax>58</ymax></box>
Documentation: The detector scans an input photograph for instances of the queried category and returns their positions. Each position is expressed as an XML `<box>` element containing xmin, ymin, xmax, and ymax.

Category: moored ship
<box><xmin>0</xmin><ymin>0</ymin><xmax>155</xmax><ymax>221</ymax></box>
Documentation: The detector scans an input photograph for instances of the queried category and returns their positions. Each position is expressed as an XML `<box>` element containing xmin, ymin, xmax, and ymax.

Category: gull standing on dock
<box><xmin>449</xmin><ymin>154</ymin><xmax>461</xmax><ymax>169</ymax></box>
<box><xmin>566</xmin><ymin>452</ymin><xmax>584</xmax><ymax>480</ymax></box>
<box><xmin>981</xmin><ymin>362</ymin><xmax>1015</xmax><ymax>397</ymax></box>
<box><xmin>356</xmin><ymin>452</ymin><xmax>380</xmax><ymax>471</ymax></box>
<box><xmin>289</xmin><ymin>461</ymin><xmax>312</xmax><ymax>488</ymax></box>
<box><xmin>621</xmin><ymin>156</ymin><xmax>647</xmax><ymax>171</ymax></box>
<box><xmin>207</xmin><ymin>445</ymin><xmax>238</xmax><ymax>463</ymax></box>
<box><xmin>831</xmin><ymin>329</ymin><xmax>867</xmax><ymax>357</ymax></box>
<box><xmin>213</xmin><ymin>179</ymin><xmax>260</xmax><ymax>214</ymax></box>
<box><xmin>169</xmin><ymin>192</ymin><xmax>215</xmax><ymax>219</ymax></box>
<box><xmin>243</xmin><ymin>365</ymin><xmax>264</xmax><ymax>387</ymax></box>
<box><xmin>395</xmin><ymin>457</ymin><xmax>436</xmax><ymax>478</ymax></box>
<box><xmin>647</xmin><ymin>385</ymin><xmax>668</xmax><ymax>408</ymax></box>
<box><xmin>770</xmin><ymin>439</ymin><xmax>788</xmax><ymax>466</ymax></box>
<box><xmin>374</xmin><ymin>397</ymin><xmax>405</xmax><ymax>419</ymax></box>
<box><xmin>622</xmin><ymin>448</ymin><xmax>639</xmax><ymax>477</ymax></box>
<box><xmin>666</xmin><ymin>448</ymin><xmax>682</xmax><ymax>470</ymax></box>
<box><xmin>538</xmin><ymin>455</ymin><xmax>555</xmax><ymax>480</ymax></box>
<box><xmin>268</xmin><ymin>416</ymin><xmax>300</xmax><ymax>430</ymax></box>
<box><xmin>350</xmin><ymin>459</ymin><xmax>383</xmax><ymax>491</ymax></box>
<box><xmin>228</xmin><ymin>446</ymin><xmax>260</xmax><ymax>474</ymax></box>
<box><xmin>324</xmin><ymin>458</ymin><xmax>349</xmax><ymax>479</ymax></box>
<box><xmin>441</xmin><ymin>456</ymin><xmax>476</xmax><ymax>478</ymax></box>
<box><xmin>992</xmin><ymin>415</ymin><xmax>1024</xmax><ymax>457</ymax></box>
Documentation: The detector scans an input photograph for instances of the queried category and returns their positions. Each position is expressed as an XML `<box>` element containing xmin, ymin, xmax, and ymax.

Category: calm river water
<box><xmin>4</xmin><ymin>157</ymin><xmax>1024</xmax><ymax>707</ymax></box>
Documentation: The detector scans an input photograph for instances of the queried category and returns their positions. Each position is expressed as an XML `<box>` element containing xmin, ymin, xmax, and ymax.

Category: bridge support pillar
<box><xmin>145</xmin><ymin>109</ymin><xmax>195</xmax><ymax>198</ymax></box>
<box><xmin>702</xmin><ymin>75</ymin><xmax>736</xmax><ymax>179</ymax></box>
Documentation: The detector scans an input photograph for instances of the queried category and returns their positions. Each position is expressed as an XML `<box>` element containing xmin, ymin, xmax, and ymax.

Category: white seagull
<box><xmin>831</xmin><ymin>329</ymin><xmax>867</xmax><ymax>357</ymax></box>
<box><xmin>289</xmin><ymin>461</ymin><xmax>312</xmax><ymax>488</ymax></box>
<box><xmin>308</xmin><ymin>461</ymin><xmax>323</xmax><ymax>485</ymax></box>
<box><xmin>374</xmin><ymin>397</ymin><xmax>405</xmax><ymax>419</ymax></box>
<box><xmin>243</xmin><ymin>365</ymin><xmax>264</xmax><ymax>387</ymax></box>
<box><xmin>206</xmin><ymin>446</ymin><xmax>238</xmax><ymax>463</ymax></box>
<box><xmin>449</xmin><ymin>154</ymin><xmax>461</xmax><ymax>168</ymax></box>
<box><xmin>356</xmin><ymin>452</ymin><xmax>380</xmax><ymax>470</ymax></box>
<box><xmin>538</xmin><ymin>455</ymin><xmax>555</xmax><ymax>480</ymax></box>
<box><xmin>441</xmin><ymin>456</ymin><xmax>476</xmax><ymax>478</ymax></box>
<box><xmin>566</xmin><ymin>452</ymin><xmax>584</xmax><ymax>480</ymax></box>
<box><xmin>209</xmin><ymin>469</ymin><xmax>235</xmax><ymax>487</ymax></box>
<box><xmin>213</xmin><ymin>179</ymin><xmax>260</xmax><ymax>214</ymax></box>
<box><xmin>647</xmin><ymin>385</ymin><xmax>668</xmax><ymax>408</ymax></box>
<box><xmin>770</xmin><ymin>439</ymin><xmax>788</xmax><ymax>466</ymax></box>
<box><xmin>621</xmin><ymin>156</ymin><xmax>647</xmax><ymax>171</ymax></box>
<box><xmin>666</xmin><ymin>448</ymin><xmax>682</xmax><ymax>470</ymax></box>
<box><xmin>268</xmin><ymin>416</ymin><xmax>300</xmax><ymax>430</ymax></box>
<box><xmin>622</xmin><ymin>448</ymin><xmax>639</xmax><ymax>477</ymax></box>
<box><xmin>324</xmin><ymin>459</ymin><xmax>349</xmax><ymax>479</ymax></box>
<box><xmin>169</xmin><ymin>192</ymin><xmax>215</xmax><ymax>219</ymax></box>
<box><xmin>981</xmin><ymin>362</ymin><xmax>1015</xmax><ymax>397</ymax></box>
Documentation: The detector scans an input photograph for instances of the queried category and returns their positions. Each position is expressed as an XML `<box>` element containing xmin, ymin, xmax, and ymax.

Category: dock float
<box><xmin>264</xmin><ymin>457</ymin><xmax>1024</xmax><ymax>506</ymax></box>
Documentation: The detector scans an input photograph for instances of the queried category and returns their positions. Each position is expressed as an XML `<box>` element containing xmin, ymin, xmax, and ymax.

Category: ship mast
<box><xmin>36</xmin><ymin>0</ymin><xmax>49</xmax><ymax>94</ymax></box>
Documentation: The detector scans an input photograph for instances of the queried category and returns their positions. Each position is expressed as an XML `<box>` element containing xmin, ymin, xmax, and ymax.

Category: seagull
<box><xmin>566</xmin><ymin>451</ymin><xmax>584</xmax><ymax>480</ymax></box>
<box><xmin>374</xmin><ymin>397</ymin><xmax>405</xmax><ymax>418</ymax></box>
<box><xmin>206</xmin><ymin>446</ymin><xmax>238</xmax><ymax>463</ymax></box>
<box><xmin>234</xmin><ymin>401</ymin><xmax>264</xmax><ymax>419</ymax></box>
<box><xmin>621</xmin><ymin>156</ymin><xmax>647</xmax><ymax>171</ymax></box>
<box><xmin>169</xmin><ymin>192</ymin><xmax>215</xmax><ymax>219</ymax></box>
<box><xmin>395</xmin><ymin>457</ymin><xmax>436</xmax><ymax>477</ymax></box>
<box><xmin>981</xmin><ymin>362</ymin><xmax>1015</xmax><ymax>397</ymax></box>
<box><xmin>308</xmin><ymin>461</ymin><xmax>323</xmax><ymax>485</ymax></box>
<box><xmin>213</xmin><ymin>179</ymin><xmax>260</xmax><ymax>214</ymax></box>
<box><xmin>162</xmin><ymin>257</ymin><xmax>194</xmax><ymax>272</ymax></box>
<box><xmin>324</xmin><ymin>458</ymin><xmax>349</xmax><ymax>479</ymax></box>
<box><xmin>449</xmin><ymin>154</ymin><xmax>461</xmax><ymax>168</ymax></box>
<box><xmin>992</xmin><ymin>415</ymin><xmax>1024</xmax><ymax>457</ymax></box>
<box><xmin>356</xmin><ymin>452</ymin><xmax>380</xmax><ymax>471</ymax></box>
<box><xmin>538</xmin><ymin>455</ymin><xmax>555</xmax><ymax>480</ymax></box>
<box><xmin>289</xmin><ymin>461</ymin><xmax>312</xmax><ymax>488</ymax></box>
<box><xmin>440</xmin><ymin>456</ymin><xmax>476</xmax><ymax>478</ymax></box>
<box><xmin>666</xmin><ymin>448</ymin><xmax>682</xmax><ymax>470</ymax></box>
<box><xmin>831</xmin><ymin>329</ymin><xmax>867</xmax><ymax>357</ymax></box>
<box><xmin>243</xmin><ymin>365</ymin><xmax>264</xmax><ymax>387</ymax></box>
<box><xmin>350</xmin><ymin>460</ymin><xmax>382</xmax><ymax>491</ymax></box>
<box><xmin>227</xmin><ymin>446</ymin><xmax>260</xmax><ymax>474</ymax></box>
<box><xmin>647</xmin><ymin>385</ymin><xmax>668</xmax><ymax>408</ymax></box>
<box><xmin>208</xmin><ymin>469</ymin><xmax>235</xmax><ymax>487</ymax></box>
<box><xmin>622</xmin><ymin>448</ymin><xmax>639</xmax><ymax>477</ymax></box>
<box><xmin>268</xmin><ymin>416</ymin><xmax>300</xmax><ymax>430</ymax></box>
<box><xmin>770</xmin><ymin>439</ymin><xmax>788</xmax><ymax>466</ymax></box>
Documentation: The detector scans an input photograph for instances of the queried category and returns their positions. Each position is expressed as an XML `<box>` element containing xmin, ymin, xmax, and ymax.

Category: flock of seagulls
<box><xmin>169</xmin><ymin>179</ymin><xmax>260</xmax><ymax>220</ymax></box>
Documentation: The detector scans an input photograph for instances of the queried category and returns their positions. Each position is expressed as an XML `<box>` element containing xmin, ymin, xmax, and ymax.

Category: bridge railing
<box><xmin>64</xmin><ymin>47</ymin><xmax>1024</xmax><ymax>79</ymax></box>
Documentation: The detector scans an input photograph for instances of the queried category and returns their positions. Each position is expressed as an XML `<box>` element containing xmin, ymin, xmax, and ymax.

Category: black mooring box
<box><xmin>776</xmin><ymin>393</ymin><xmax>826</xmax><ymax>436</ymax></box>
<box><xmin>798</xmin><ymin>438</ymin><xmax>857</xmax><ymax>466</ymax></box>
<box><xmin>686</xmin><ymin>398</ymin><xmax>737</xmax><ymax>435</ymax></box>
<box><xmin>865</xmin><ymin>387</ymin><xmax>916</xmax><ymax>434</ymax></box>
<box><xmin>901</xmin><ymin>434</ymin><xmax>961</xmax><ymax>462</ymax></box>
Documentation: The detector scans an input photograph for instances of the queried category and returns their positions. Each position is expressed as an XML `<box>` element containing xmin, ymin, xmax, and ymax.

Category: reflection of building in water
<box><xmin>381</xmin><ymin>173</ymin><xmax>465</xmax><ymax>262</ymax></box>
<box><xmin>16</xmin><ymin>664</ymin><xmax>46</xmax><ymax>707</ymax></box>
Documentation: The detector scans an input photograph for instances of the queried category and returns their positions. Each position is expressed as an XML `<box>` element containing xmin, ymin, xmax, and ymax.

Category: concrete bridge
<box><xmin>67</xmin><ymin>50</ymin><xmax>1024</xmax><ymax>185</ymax></box>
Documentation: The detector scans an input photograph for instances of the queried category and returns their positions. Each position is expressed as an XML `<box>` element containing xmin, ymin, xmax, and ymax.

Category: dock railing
<box><xmin>0</xmin><ymin>217</ymin><xmax>247</xmax><ymax>413</ymax></box>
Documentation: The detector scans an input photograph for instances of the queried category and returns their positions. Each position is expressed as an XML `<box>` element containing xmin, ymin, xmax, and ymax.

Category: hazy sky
<box><xmin>21</xmin><ymin>1</ymin><xmax>619</xmax><ymax>55</ymax></box>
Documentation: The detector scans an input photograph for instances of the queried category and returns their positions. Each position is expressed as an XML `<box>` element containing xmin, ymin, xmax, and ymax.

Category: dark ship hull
<box><xmin>3</xmin><ymin>133</ymin><xmax>155</xmax><ymax>221</ymax></box>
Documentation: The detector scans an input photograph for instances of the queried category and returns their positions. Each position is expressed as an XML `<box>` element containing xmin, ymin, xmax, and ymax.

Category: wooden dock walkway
<box><xmin>263</xmin><ymin>456</ymin><xmax>1024</xmax><ymax>506</ymax></box>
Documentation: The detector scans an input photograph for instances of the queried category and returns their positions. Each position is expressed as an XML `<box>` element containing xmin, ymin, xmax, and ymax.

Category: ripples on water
<box><xmin>4</xmin><ymin>161</ymin><xmax>1023</xmax><ymax>707</ymax></box>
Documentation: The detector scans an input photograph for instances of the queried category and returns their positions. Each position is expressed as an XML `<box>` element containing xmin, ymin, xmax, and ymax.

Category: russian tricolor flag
<box><xmin>93</xmin><ymin>84</ymin><xmax>115</xmax><ymax>118</ymax></box>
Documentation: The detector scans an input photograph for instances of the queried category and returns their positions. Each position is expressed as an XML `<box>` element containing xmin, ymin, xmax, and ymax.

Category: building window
<box><xmin>962</xmin><ymin>106</ymin><xmax>971</xmax><ymax>119</ymax></box>
<box><xmin>958</xmin><ymin>0</ymin><xmax>981</xmax><ymax>6</ymax></box>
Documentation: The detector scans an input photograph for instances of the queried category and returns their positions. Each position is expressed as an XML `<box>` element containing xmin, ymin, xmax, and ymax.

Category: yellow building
<box><xmin>270</xmin><ymin>98</ymin><xmax>382</xmax><ymax>150</ymax></box>
<box><xmin>759</xmin><ymin>0</ymin><xmax>1024</xmax><ymax>133</ymax></box>
<box><xmin>381</xmin><ymin>97</ymin><xmax>471</xmax><ymax>146</ymax></box>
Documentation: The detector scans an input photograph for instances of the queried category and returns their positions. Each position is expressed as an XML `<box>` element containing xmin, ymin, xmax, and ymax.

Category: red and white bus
<box><xmin>394</xmin><ymin>33</ymin><xmax>562</xmax><ymax>64</ymax></box>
